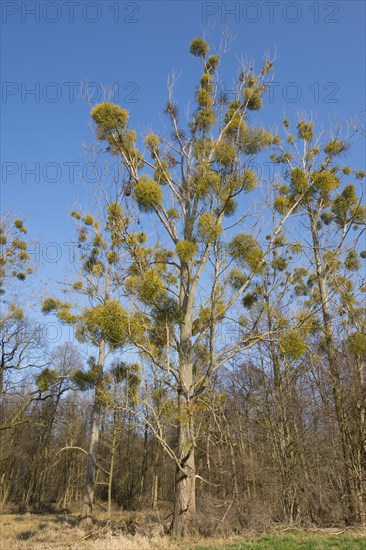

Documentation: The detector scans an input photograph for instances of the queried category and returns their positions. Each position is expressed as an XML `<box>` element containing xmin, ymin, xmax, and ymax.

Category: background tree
<box><xmin>41</xmin><ymin>202</ymin><xmax>138</xmax><ymax>527</ymax></box>
<box><xmin>271</xmin><ymin>119</ymin><xmax>366</xmax><ymax>524</ymax></box>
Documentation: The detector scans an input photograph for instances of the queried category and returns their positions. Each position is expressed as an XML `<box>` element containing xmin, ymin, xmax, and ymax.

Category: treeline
<box><xmin>0</xmin><ymin>36</ymin><xmax>365</xmax><ymax>536</ymax></box>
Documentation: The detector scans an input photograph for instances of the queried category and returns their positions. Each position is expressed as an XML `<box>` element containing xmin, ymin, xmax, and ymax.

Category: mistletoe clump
<box><xmin>243</xmin><ymin>75</ymin><xmax>264</xmax><ymax>111</ymax></box>
<box><xmin>324</xmin><ymin>139</ymin><xmax>347</xmax><ymax>157</ymax></box>
<box><xmin>134</xmin><ymin>177</ymin><xmax>163</xmax><ymax>212</ymax></box>
<box><xmin>198</xmin><ymin>213</ymin><xmax>222</xmax><ymax>242</ymax></box>
<box><xmin>297</xmin><ymin>121</ymin><xmax>314</xmax><ymax>142</ymax></box>
<box><xmin>279</xmin><ymin>329</ymin><xmax>307</xmax><ymax>360</ymax></box>
<box><xmin>214</xmin><ymin>142</ymin><xmax>237</xmax><ymax>166</ymax></box>
<box><xmin>126</xmin><ymin>268</ymin><xmax>165</xmax><ymax>303</ymax></box>
<box><xmin>274</xmin><ymin>195</ymin><xmax>293</xmax><ymax>215</ymax></box>
<box><xmin>346</xmin><ymin>332</ymin><xmax>366</xmax><ymax>358</ymax></box>
<box><xmin>291</xmin><ymin>167</ymin><xmax>308</xmax><ymax>194</ymax></box>
<box><xmin>91</xmin><ymin>102</ymin><xmax>129</xmax><ymax>140</ymax></box>
<box><xmin>229</xmin><ymin>233</ymin><xmax>264</xmax><ymax>272</ymax></box>
<box><xmin>176</xmin><ymin>240</ymin><xmax>197</xmax><ymax>263</ymax></box>
<box><xmin>144</xmin><ymin>133</ymin><xmax>160</xmax><ymax>155</ymax></box>
<box><xmin>154</xmin><ymin>161</ymin><xmax>171</xmax><ymax>184</ymax></box>
<box><xmin>311</xmin><ymin>170</ymin><xmax>340</xmax><ymax>193</ymax></box>
<box><xmin>189</xmin><ymin>37</ymin><xmax>209</xmax><ymax>58</ymax></box>
<box><xmin>345</xmin><ymin>250</ymin><xmax>361</xmax><ymax>271</ymax></box>
<box><xmin>83</xmin><ymin>299</ymin><xmax>129</xmax><ymax>349</ymax></box>
<box><xmin>242</xmin><ymin>169</ymin><xmax>258</xmax><ymax>191</ymax></box>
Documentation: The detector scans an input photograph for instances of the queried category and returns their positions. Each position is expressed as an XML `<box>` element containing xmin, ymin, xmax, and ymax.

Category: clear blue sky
<box><xmin>1</xmin><ymin>0</ymin><xmax>365</xmax><ymax>294</ymax></box>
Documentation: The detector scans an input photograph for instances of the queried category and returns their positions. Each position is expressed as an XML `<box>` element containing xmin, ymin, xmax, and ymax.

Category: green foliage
<box><xmin>311</xmin><ymin>170</ymin><xmax>340</xmax><ymax>193</ymax></box>
<box><xmin>242</xmin><ymin>169</ymin><xmax>258</xmax><ymax>191</ymax></box>
<box><xmin>36</xmin><ymin>368</ymin><xmax>58</xmax><ymax>392</ymax></box>
<box><xmin>189</xmin><ymin>37</ymin><xmax>209</xmax><ymax>58</ymax></box>
<box><xmin>84</xmin><ymin>214</ymin><xmax>94</xmax><ymax>226</ymax></box>
<box><xmin>72</xmin><ymin>281</ymin><xmax>83</xmax><ymax>290</ymax></box>
<box><xmin>345</xmin><ymin>250</ymin><xmax>361</xmax><ymax>271</ymax></box>
<box><xmin>227</xmin><ymin>268</ymin><xmax>247</xmax><ymax>290</ymax></box>
<box><xmin>7</xmin><ymin>304</ymin><xmax>24</xmax><ymax>320</ymax></box>
<box><xmin>167</xmin><ymin>208</ymin><xmax>180</xmax><ymax>220</ymax></box>
<box><xmin>346</xmin><ymin>332</ymin><xmax>366</xmax><ymax>358</ymax></box>
<box><xmin>274</xmin><ymin>195</ymin><xmax>292</xmax><ymax>215</ymax></box>
<box><xmin>214</xmin><ymin>142</ymin><xmax>237</xmax><ymax>166</ymax></box>
<box><xmin>224</xmin><ymin>100</ymin><xmax>244</xmax><ymax>131</ymax></box>
<box><xmin>72</xmin><ymin>358</ymin><xmax>103</xmax><ymax>390</ymax></box>
<box><xmin>77</xmin><ymin>227</ymin><xmax>88</xmax><ymax>243</ymax></box>
<box><xmin>271</xmin><ymin>151</ymin><xmax>293</xmax><ymax>164</ymax></box>
<box><xmin>243</xmin><ymin>87</ymin><xmax>262</xmax><ymax>110</ymax></box>
<box><xmin>108</xmin><ymin>202</ymin><xmax>122</xmax><ymax>220</ymax></box>
<box><xmin>243</xmin><ymin>76</ymin><xmax>264</xmax><ymax>110</ymax></box>
<box><xmin>144</xmin><ymin>133</ymin><xmax>160</xmax><ymax>155</ymax></box>
<box><xmin>324</xmin><ymin>139</ymin><xmax>347</xmax><ymax>156</ymax></box>
<box><xmin>176</xmin><ymin>240</ymin><xmax>197</xmax><ymax>263</ymax></box>
<box><xmin>0</xmin><ymin>216</ymin><xmax>34</xmax><ymax>295</ymax></box>
<box><xmin>14</xmin><ymin>220</ymin><xmax>27</xmax><ymax>233</ymax></box>
<box><xmin>297</xmin><ymin>121</ymin><xmax>314</xmax><ymax>141</ymax></box>
<box><xmin>290</xmin><ymin>168</ymin><xmax>308</xmax><ymax>194</ymax></box>
<box><xmin>332</xmin><ymin>184</ymin><xmax>358</xmax><ymax>224</ymax></box>
<box><xmin>205</xmin><ymin>55</ymin><xmax>220</xmax><ymax>73</ymax></box>
<box><xmin>261</xmin><ymin>59</ymin><xmax>273</xmax><ymax>74</ymax></box>
<box><xmin>154</xmin><ymin>161</ymin><xmax>171</xmax><ymax>184</ymax></box>
<box><xmin>84</xmin><ymin>253</ymin><xmax>104</xmax><ymax>276</ymax></box>
<box><xmin>12</xmin><ymin>239</ymin><xmax>27</xmax><ymax>250</ymax></box>
<box><xmin>83</xmin><ymin>299</ymin><xmax>129</xmax><ymax>349</ymax></box>
<box><xmin>242</xmin><ymin>292</ymin><xmax>258</xmax><ymax>308</ymax></box>
<box><xmin>320</xmin><ymin>211</ymin><xmax>336</xmax><ymax>225</ymax></box>
<box><xmin>241</xmin><ymin>127</ymin><xmax>274</xmax><ymax>154</ymax></box>
<box><xmin>91</xmin><ymin>102</ymin><xmax>129</xmax><ymax>141</ymax></box>
<box><xmin>229</xmin><ymin>233</ymin><xmax>264</xmax><ymax>272</ymax></box>
<box><xmin>296</xmin><ymin>311</ymin><xmax>319</xmax><ymax>335</ymax></box>
<box><xmin>193</xmin><ymin>169</ymin><xmax>221</xmax><ymax>198</ymax></box>
<box><xmin>271</xmin><ymin>256</ymin><xmax>287</xmax><ymax>271</ymax></box>
<box><xmin>192</xmin><ymin>307</ymin><xmax>211</xmax><ymax>335</ymax></box>
<box><xmin>42</xmin><ymin>297</ymin><xmax>62</xmax><ymax>313</ymax></box>
<box><xmin>221</xmin><ymin>197</ymin><xmax>237</xmax><ymax>217</ymax></box>
<box><xmin>279</xmin><ymin>329</ymin><xmax>307</xmax><ymax>360</ymax></box>
<box><xmin>134</xmin><ymin>178</ymin><xmax>163</xmax><ymax>212</ymax></box>
<box><xmin>194</xmin><ymin>108</ymin><xmax>216</xmax><ymax>131</ymax></box>
<box><xmin>196</xmin><ymin>87</ymin><xmax>214</xmax><ymax>108</ymax></box>
<box><xmin>200</xmin><ymin>73</ymin><xmax>214</xmax><ymax>93</ymax></box>
<box><xmin>198</xmin><ymin>213</ymin><xmax>222</xmax><ymax>242</ymax></box>
<box><xmin>126</xmin><ymin>269</ymin><xmax>164</xmax><ymax>303</ymax></box>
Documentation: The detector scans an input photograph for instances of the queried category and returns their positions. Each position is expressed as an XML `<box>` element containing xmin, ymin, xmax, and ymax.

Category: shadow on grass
<box><xmin>16</xmin><ymin>530</ymin><xmax>35</xmax><ymax>541</ymax></box>
<box><xmin>50</xmin><ymin>514</ymin><xmax>79</xmax><ymax>527</ymax></box>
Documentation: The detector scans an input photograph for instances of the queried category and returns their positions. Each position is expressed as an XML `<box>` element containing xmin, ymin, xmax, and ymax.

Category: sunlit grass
<box><xmin>194</xmin><ymin>531</ymin><xmax>366</xmax><ymax>550</ymax></box>
<box><xmin>0</xmin><ymin>514</ymin><xmax>364</xmax><ymax>550</ymax></box>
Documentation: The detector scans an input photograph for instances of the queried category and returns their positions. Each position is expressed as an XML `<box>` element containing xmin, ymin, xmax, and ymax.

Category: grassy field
<box><xmin>195</xmin><ymin>532</ymin><xmax>366</xmax><ymax>549</ymax></box>
<box><xmin>0</xmin><ymin>514</ymin><xmax>364</xmax><ymax>550</ymax></box>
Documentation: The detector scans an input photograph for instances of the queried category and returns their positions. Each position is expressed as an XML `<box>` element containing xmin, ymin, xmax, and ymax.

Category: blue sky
<box><xmin>1</xmin><ymin>0</ymin><xmax>365</xmax><ymax>298</ymax></box>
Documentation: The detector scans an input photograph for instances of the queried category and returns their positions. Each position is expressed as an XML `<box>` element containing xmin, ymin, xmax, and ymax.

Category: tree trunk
<box><xmin>80</xmin><ymin>340</ymin><xmax>105</xmax><ymax>528</ymax></box>
<box><xmin>170</xmin><ymin>298</ymin><xmax>196</xmax><ymax>536</ymax></box>
<box><xmin>107</xmin><ymin>418</ymin><xmax>117</xmax><ymax>517</ymax></box>
<box><xmin>170</xmin><ymin>389</ymin><xmax>196</xmax><ymax>536</ymax></box>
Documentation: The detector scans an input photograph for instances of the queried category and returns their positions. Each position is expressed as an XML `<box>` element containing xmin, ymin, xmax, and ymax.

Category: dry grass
<box><xmin>0</xmin><ymin>512</ymin><xmax>177</xmax><ymax>550</ymax></box>
<box><xmin>0</xmin><ymin>513</ymin><xmax>365</xmax><ymax>550</ymax></box>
